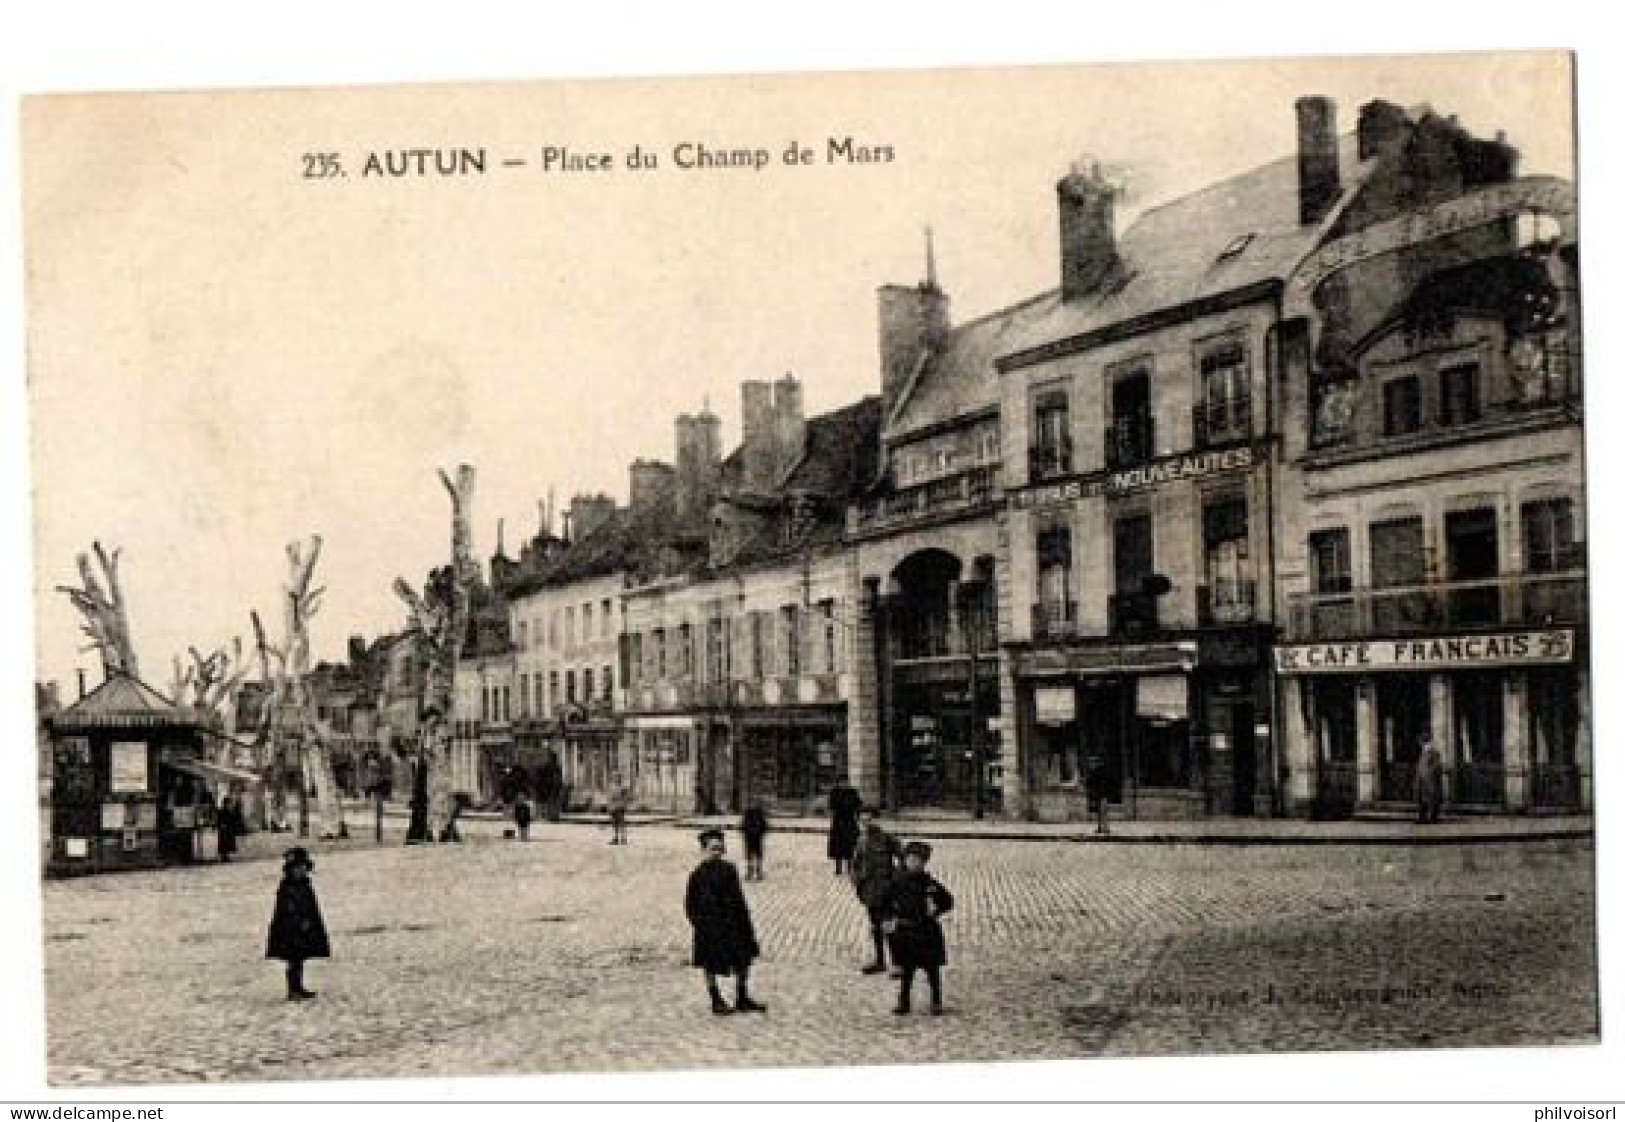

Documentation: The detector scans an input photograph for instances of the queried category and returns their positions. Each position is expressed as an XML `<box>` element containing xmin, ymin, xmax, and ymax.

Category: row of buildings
<box><xmin>438</xmin><ymin>95</ymin><xmax>1586</xmax><ymax>822</ymax></box>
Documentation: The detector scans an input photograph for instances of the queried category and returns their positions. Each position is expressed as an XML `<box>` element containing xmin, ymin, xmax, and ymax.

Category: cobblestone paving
<box><xmin>40</xmin><ymin>826</ymin><xmax>1596</xmax><ymax>1086</ymax></box>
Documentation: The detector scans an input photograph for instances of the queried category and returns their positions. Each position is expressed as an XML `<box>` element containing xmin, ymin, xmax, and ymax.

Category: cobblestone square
<box><xmin>41</xmin><ymin>826</ymin><xmax>1597</xmax><ymax>1086</ymax></box>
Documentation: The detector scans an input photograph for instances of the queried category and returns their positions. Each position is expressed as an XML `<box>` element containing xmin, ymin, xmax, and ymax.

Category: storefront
<box><xmin>1014</xmin><ymin>632</ymin><xmax>1271</xmax><ymax>821</ymax></box>
<box><xmin>892</xmin><ymin>668</ymin><xmax>1001</xmax><ymax>813</ymax></box>
<box><xmin>1277</xmin><ymin>628</ymin><xmax>1587</xmax><ymax>814</ymax></box>
<box><xmin>622</xmin><ymin>715</ymin><xmax>701</xmax><ymax>812</ymax></box>
<box><xmin>732</xmin><ymin>705</ymin><xmax>849</xmax><ymax>814</ymax></box>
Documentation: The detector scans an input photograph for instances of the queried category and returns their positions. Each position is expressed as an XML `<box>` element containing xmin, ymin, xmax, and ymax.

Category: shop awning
<box><xmin>164</xmin><ymin>757</ymin><xmax>264</xmax><ymax>786</ymax></box>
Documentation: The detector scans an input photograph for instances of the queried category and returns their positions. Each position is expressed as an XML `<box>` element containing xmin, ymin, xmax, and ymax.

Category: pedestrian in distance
<box><xmin>265</xmin><ymin>846</ymin><xmax>329</xmax><ymax>1001</ymax></box>
<box><xmin>513</xmin><ymin>794</ymin><xmax>533</xmax><ymax>842</ymax></box>
<box><xmin>1416</xmin><ymin>734</ymin><xmax>1446</xmax><ymax>824</ymax></box>
<box><xmin>217</xmin><ymin>789</ymin><xmax>244</xmax><ymax>863</ymax></box>
<box><xmin>1084</xmin><ymin>751</ymin><xmax>1111</xmax><ymax>836</ymax></box>
<box><xmin>608</xmin><ymin>784</ymin><xmax>630</xmax><ymax>845</ymax></box>
<box><xmin>827</xmin><ymin>774</ymin><xmax>861</xmax><ymax>875</ymax></box>
<box><xmin>884</xmin><ymin>840</ymin><xmax>954</xmax><ymax>1016</ymax></box>
<box><xmin>851</xmin><ymin>805</ymin><xmax>903</xmax><ymax>976</ymax></box>
<box><xmin>741</xmin><ymin>802</ymin><xmax>769</xmax><ymax>880</ymax></box>
<box><xmin>684</xmin><ymin>827</ymin><xmax>767</xmax><ymax>1016</ymax></box>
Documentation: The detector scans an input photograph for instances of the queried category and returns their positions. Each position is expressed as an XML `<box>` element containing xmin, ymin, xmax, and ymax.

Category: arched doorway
<box><xmin>885</xmin><ymin>550</ymin><xmax>1001</xmax><ymax>813</ymax></box>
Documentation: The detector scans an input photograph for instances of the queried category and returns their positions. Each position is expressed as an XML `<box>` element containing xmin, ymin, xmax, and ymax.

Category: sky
<box><xmin>19</xmin><ymin>53</ymin><xmax>1576</xmax><ymax>694</ymax></box>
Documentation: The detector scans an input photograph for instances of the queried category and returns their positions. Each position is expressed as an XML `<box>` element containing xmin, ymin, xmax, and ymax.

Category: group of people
<box><xmin>265</xmin><ymin>774</ymin><xmax>956</xmax><ymax>1018</ymax></box>
<box><xmin>683</xmin><ymin>776</ymin><xmax>955</xmax><ymax>1018</ymax></box>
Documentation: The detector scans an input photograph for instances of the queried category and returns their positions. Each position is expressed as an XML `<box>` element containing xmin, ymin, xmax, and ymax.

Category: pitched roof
<box><xmin>999</xmin><ymin>133</ymin><xmax>1373</xmax><ymax>364</ymax></box>
<box><xmin>50</xmin><ymin>672</ymin><xmax>196</xmax><ymax>730</ymax></box>
<box><xmin>782</xmin><ymin>395</ymin><xmax>884</xmax><ymax>497</ymax></box>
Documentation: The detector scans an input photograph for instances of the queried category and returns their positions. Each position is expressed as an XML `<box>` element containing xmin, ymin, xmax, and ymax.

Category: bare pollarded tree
<box><xmin>56</xmin><ymin>541</ymin><xmax>140</xmax><ymax>682</ymax></box>
<box><xmin>394</xmin><ymin>464</ymin><xmax>476</xmax><ymax>844</ymax></box>
<box><xmin>170</xmin><ymin>637</ymin><xmax>251</xmax><ymax>738</ymax></box>
<box><xmin>253</xmin><ymin>536</ymin><xmax>347</xmax><ymax>839</ymax></box>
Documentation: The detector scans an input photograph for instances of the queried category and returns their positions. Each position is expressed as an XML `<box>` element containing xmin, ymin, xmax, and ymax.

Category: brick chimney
<box><xmin>568</xmin><ymin>493</ymin><xmax>618</xmax><ymax>541</ymax></box>
<box><xmin>628</xmin><ymin>460</ymin><xmax>675</xmax><ymax>517</ymax></box>
<box><xmin>674</xmin><ymin>405</ymin><xmax>722</xmax><ymax>521</ymax></box>
<box><xmin>772</xmin><ymin>373</ymin><xmax>807</xmax><ymax>481</ymax></box>
<box><xmin>1357</xmin><ymin>99</ymin><xmax>1409</xmax><ymax>161</ymax></box>
<box><xmin>1058</xmin><ymin>162</ymin><xmax>1119</xmax><ymax>300</ymax></box>
<box><xmin>1296</xmin><ymin>96</ymin><xmax>1341</xmax><ymax>225</ymax></box>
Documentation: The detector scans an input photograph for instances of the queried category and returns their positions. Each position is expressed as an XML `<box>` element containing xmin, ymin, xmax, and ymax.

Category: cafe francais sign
<box><xmin>1274</xmin><ymin>629</ymin><xmax>1574</xmax><ymax>675</ymax></box>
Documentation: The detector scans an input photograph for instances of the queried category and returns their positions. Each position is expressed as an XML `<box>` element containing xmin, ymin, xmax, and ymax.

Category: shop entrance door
<box><xmin>1377</xmin><ymin>676</ymin><xmax>1431</xmax><ymax>802</ymax></box>
<box><xmin>1230</xmin><ymin>701</ymin><xmax>1257</xmax><ymax>816</ymax></box>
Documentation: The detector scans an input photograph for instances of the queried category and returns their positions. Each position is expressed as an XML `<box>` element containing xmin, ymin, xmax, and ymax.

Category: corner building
<box><xmin>1273</xmin><ymin>101</ymin><xmax>1586</xmax><ymax>816</ymax></box>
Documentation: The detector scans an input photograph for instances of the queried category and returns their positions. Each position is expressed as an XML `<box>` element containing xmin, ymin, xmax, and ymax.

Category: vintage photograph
<box><xmin>19</xmin><ymin>51</ymin><xmax>1594</xmax><ymax>1087</ymax></box>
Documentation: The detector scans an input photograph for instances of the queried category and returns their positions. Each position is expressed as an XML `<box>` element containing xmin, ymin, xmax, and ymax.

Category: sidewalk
<box><xmin>352</xmin><ymin>799</ymin><xmax>1592</xmax><ymax>847</ymax></box>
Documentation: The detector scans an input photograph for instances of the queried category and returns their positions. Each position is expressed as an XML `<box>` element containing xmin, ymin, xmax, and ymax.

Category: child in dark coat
<box><xmin>741</xmin><ymin>803</ymin><xmax>769</xmax><ymax>880</ymax></box>
<box><xmin>265</xmin><ymin>847</ymin><xmax>330</xmax><ymax>1001</ymax></box>
<box><xmin>884</xmin><ymin>840</ymin><xmax>954</xmax><ymax>1016</ymax></box>
<box><xmin>684</xmin><ymin>828</ymin><xmax>766</xmax><ymax>1016</ymax></box>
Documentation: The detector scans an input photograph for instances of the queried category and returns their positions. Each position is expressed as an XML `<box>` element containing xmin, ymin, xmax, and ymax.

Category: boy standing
<box><xmin>684</xmin><ymin>828</ymin><xmax>767</xmax><ymax>1016</ymax></box>
<box><xmin>884</xmin><ymin>840</ymin><xmax>954</xmax><ymax>1016</ymax></box>
<box><xmin>850</xmin><ymin>806</ymin><xmax>902</xmax><ymax>975</ymax></box>
<box><xmin>608</xmin><ymin>784</ymin><xmax>630</xmax><ymax>844</ymax></box>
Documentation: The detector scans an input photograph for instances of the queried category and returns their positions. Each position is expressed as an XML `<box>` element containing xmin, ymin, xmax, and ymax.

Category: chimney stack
<box><xmin>773</xmin><ymin>373</ymin><xmax>806</xmax><ymax>481</ymax></box>
<box><xmin>1296</xmin><ymin>96</ymin><xmax>1342</xmax><ymax>226</ymax></box>
<box><xmin>1057</xmin><ymin>162</ymin><xmax>1119</xmax><ymax>300</ymax></box>
<box><xmin>674</xmin><ymin>404</ymin><xmax>722</xmax><ymax>521</ymax></box>
<box><xmin>1357</xmin><ymin>99</ymin><xmax>1409</xmax><ymax>161</ymax></box>
<box><xmin>741</xmin><ymin>380</ymin><xmax>776</xmax><ymax>490</ymax></box>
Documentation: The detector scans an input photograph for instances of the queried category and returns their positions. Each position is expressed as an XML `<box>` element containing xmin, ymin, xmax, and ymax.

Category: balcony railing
<box><xmin>1028</xmin><ymin>439</ymin><xmax>1073</xmax><ymax>480</ymax></box>
<box><xmin>1193</xmin><ymin>396</ymin><xmax>1253</xmax><ymax>448</ymax></box>
<box><xmin>1105</xmin><ymin>415</ymin><xmax>1156</xmax><ymax>469</ymax></box>
<box><xmin>1031</xmin><ymin>600</ymin><xmax>1078</xmax><ymax>642</ymax></box>
<box><xmin>1197</xmin><ymin>579</ymin><xmax>1258</xmax><ymax>626</ymax></box>
<box><xmin>1287</xmin><ymin>570</ymin><xmax>1586</xmax><ymax>641</ymax></box>
<box><xmin>849</xmin><ymin>464</ymin><xmax>997</xmax><ymax>534</ymax></box>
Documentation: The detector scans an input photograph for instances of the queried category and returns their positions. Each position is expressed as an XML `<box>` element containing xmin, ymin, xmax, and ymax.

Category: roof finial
<box><xmin>924</xmin><ymin>225</ymin><xmax>938</xmax><ymax>290</ymax></box>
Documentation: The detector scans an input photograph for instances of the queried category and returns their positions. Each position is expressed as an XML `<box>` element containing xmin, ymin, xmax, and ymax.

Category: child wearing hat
<box><xmin>265</xmin><ymin>847</ymin><xmax>330</xmax><ymax>1001</ymax></box>
<box><xmin>883</xmin><ymin>840</ymin><xmax>955</xmax><ymax>1016</ymax></box>
<box><xmin>683</xmin><ymin>827</ymin><xmax>766</xmax><ymax>1016</ymax></box>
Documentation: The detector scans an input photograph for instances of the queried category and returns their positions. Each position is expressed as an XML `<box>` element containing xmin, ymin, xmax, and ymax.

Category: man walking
<box><xmin>1416</xmin><ymin>734</ymin><xmax>1446</xmax><ymax>824</ymax></box>
<box><xmin>684</xmin><ymin>828</ymin><xmax>766</xmax><ymax>1016</ymax></box>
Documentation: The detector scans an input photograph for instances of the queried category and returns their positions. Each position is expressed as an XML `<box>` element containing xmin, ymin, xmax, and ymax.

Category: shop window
<box><xmin>1438</xmin><ymin>361</ymin><xmax>1481</xmax><ymax>427</ymax></box>
<box><xmin>1137</xmin><ymin>721</ymin><xmax>1190</xmax><ymax>789</ymax></box>
<box><xmin>1527</xmin><ymin>669</ymin><xmax>1578</xmax><ymax>768</ymax></box>
<box><xmin>1382</xmin><ymin>375</ymin><xmax>1422</xmax><ymax>437</ymax></box>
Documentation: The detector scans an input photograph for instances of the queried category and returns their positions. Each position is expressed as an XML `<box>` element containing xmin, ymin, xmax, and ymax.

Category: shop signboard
<box><xmin>1034</xmin><ymin>686</ymin><xmax>1076</xmax><ymax>725</ymax></box>
<box><xmin>1274</xmin><ymin>629</ymin><xmax>1575</xmax><ymax>674</ymax></box>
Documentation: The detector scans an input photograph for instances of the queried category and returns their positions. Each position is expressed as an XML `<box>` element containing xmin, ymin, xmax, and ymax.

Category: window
<box><xmin>549</xmin><ymin>671</ymin><xmax>559</xmax><ymax>711</ymax></box>
<box><xmin>708</xmin><ymin>618</ymin><xmax>730</xmax><ymax>683</ymax></box>
<box><xmin>1108</xmin><ymin>368</ymin><xmax>1154</xmax><ymax>467</ymax></box>
<box><xmin>566</xmin><ymin>670</ymin><xmax>576</xmax><ymax>704</ymax></box>
<box><xmin>750</xmin><ymin>612</ymin><xmax>766</xmax><ymax>679</ymax></box>
<box><xmin>781</xmin><ymin>606</ymin><xmax>801</xmax><ymax>677</ymax></box>
<box><xmin>1309</xmin><ymin>528</ymin><xmax>1352</xmax><ymax>594</ymax></box>
<box><xmin>602</xmin><ymin>666</ymin><xmax>614</xmax><ymax>700</ymax></box>
<box><xmin>1112</xmin><ymin>512</ymin><xmax>1156</xmax><ymax>633</ymax></box>
<box><xmin>821</xmin><ymin>600</ymin><xmax>838</xmax><ymax>673</ymax></box>
<box><xmin>533</xmin><ymin>674</ymin><xmax>544</xmax><ymax>716</ymax></box>
<box><xmin>1202</xmin><ymin>495</ymin><xmax>1252</xmax><ymax>621</ymax></box>
<box><xmin>549</xmin><ymin>610</ymin><xmax>559</xmax><ymax>649</ymax></box>
<box><xmin>1382</xmin><ymin>375</ymin><xmax>1422</xmax><ymax>437</ymax></box>
<box><xmin>565</xmin><ymin>607</ymin><xmax>576</xmax><ymax>648</ymax></box>
<box><xmin>517</xmin><ymin>621</ymin><xmax>529</xmax><ymax>651</ymax></box>
<box><xmin>601</xmin><ymin>599</ymin><xmax>613</xmax><ymax>637</ymax></box>
<box><xmin>1198</xmin><ymin>343</ymin><xmax>1250</xmax><ymax>445</ymax></box>
<box><xmin>1036</xmin><ymin>523</ymin><xmax>1073</xmax><ymax>631</ymax></box>
<box><xmin>654</xmin><ymin>628</ymin><xmax>667</xmax><ymax>679</ymax></box>
<box><xmin>627</xmin><ymin>634</ymin><xmax>642</xmax><ymax>686</ymax></box>
<box><xmin>583</xmin><ymin>602</ymin><xmax>594</xmax><ymax>639</ymax></box>
<box><xmin>1370</xmin><ymin>515</ymin><xmax>1431</xmax><ymax>631</ymax></box>
<box><xmin>583</xmin><ymin>668</ymin><xmax>595</xmax><ymax>701</ymax></box>
<box><xmin>1031</xmin><ymin>390</ymin><xmax>1072</xmax><ymax>478</ymax></box>
<box><xmin>518</xmin><ymin>673</ymin><xmax>530</xmax><ymax>718</ymax></box>
<box><xmin>1438</xmin><ymin>362</ymin><xmax>1481</xmax><ymax>427</ymax></box>
<box><xmin>1522</xmin><ymin>498</ymin><xmax>1579</xmax><ymax>573</ymax></box>
<box><xmin>678</xmin><ymin>623</ymin><xmax>694</xmax><ymax>677</ymax></box>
